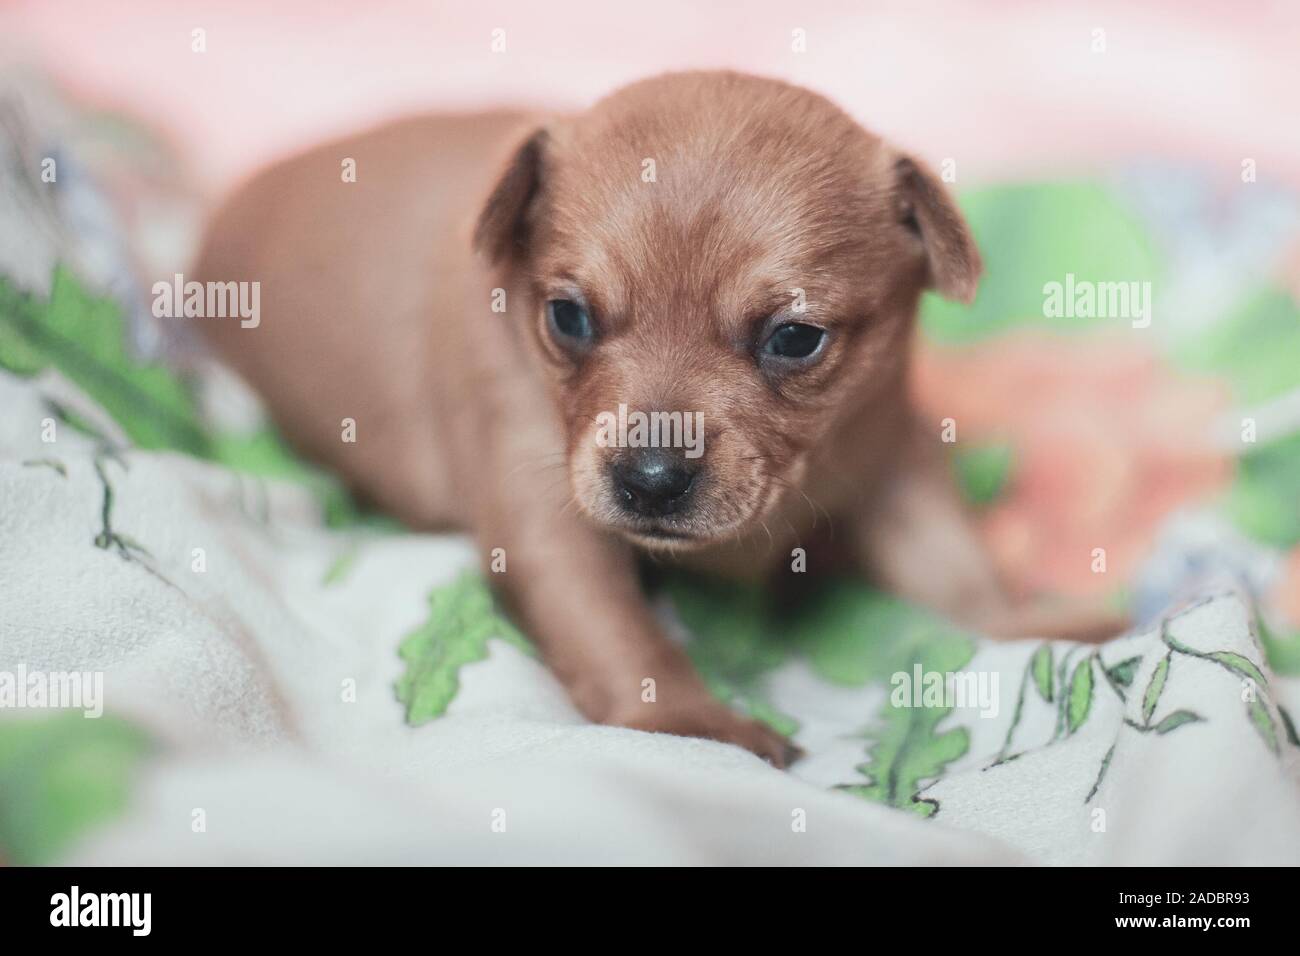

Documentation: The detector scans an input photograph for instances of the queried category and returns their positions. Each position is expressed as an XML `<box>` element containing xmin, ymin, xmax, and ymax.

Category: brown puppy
<box><xmin>194</xmin><ymin>71</ymin><xmax>1122</xmax><ymax>766</ymax></box>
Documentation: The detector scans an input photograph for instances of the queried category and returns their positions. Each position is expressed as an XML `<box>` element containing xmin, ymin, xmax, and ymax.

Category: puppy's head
<box><xmin>475</xmin><ymin>72</ymin><xmax>979</xmax><ymax>550</ymax></box>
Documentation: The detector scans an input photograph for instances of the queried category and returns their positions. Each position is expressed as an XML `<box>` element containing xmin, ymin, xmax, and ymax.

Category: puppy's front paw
<box><xmin>611</xmin><ymin>699</ymin><xmax>803</xmax><ymax>768</ymax></box>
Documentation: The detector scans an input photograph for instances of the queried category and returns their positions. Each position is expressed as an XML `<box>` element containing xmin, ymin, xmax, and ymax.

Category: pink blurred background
<box><xmin>4</xmin><ymin>0</ymin><xmax>1298</xmax><ymax>197</ymax></box>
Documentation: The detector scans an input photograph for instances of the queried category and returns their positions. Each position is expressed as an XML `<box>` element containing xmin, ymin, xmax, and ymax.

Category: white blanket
<box><xmin>3</xmin><ymin>368</ymin><xmax>1298</xmax><ymax>865</ymax></box>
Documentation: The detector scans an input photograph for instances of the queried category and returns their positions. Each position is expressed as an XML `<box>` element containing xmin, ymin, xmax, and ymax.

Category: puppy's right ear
<box><xmin>473</xmin><ymin>128</ymin><xmax>548</xmax><ymax>266</ymax></box>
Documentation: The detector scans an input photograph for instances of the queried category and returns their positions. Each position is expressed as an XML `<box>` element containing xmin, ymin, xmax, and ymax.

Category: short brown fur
<box><xmin>195</xmin><ymin>72</ymin><xmax>1122</xmax><ymax>765</ymax></box>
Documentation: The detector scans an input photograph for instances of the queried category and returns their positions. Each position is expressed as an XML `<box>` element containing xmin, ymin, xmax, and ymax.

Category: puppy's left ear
<box><xmin>893</xmin><ymin>156</ymin><xmax>982</xmax><ymax>304</ymax></box>
<box><xmin>474</xmin><ymin>127</ymin><xmax>549</xmax><ymax>266</ymax></box>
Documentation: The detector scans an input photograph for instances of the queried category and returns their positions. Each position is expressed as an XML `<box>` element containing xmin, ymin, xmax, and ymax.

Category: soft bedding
<box><xmin>3</xmin><ymin>109</ymin><xmax>1300</xmax><ymax>866</ymax></box>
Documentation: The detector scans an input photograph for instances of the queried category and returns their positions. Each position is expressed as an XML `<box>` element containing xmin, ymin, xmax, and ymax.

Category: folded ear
<box><xmin>893</xmin><ymin>155</ymin><xmax>981</xmax><ymax>304</ymax></box>
<box><xmin>473</xmin><ymin>128</ymin><xmax>548</xmax><ymax>265</ymax></box>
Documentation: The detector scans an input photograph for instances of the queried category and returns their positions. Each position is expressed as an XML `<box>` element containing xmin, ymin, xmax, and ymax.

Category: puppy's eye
<box><xmin>763</xmin><ymin>322</ymin><xmax>825</xmax><ymax>360</ymax></box>
<box><xmin>547</xmin><ymin>299</ymin><xmax>594</xmax><ymax>344</ymax></box>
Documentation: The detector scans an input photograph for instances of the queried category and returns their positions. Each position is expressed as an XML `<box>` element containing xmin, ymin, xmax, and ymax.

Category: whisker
<box><xmin>756</xmin><ymin>468</ymin><xmax>833</xmax><ymax>531</ymax></box>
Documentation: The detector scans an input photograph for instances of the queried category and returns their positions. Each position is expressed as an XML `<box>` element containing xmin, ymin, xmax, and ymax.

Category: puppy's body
<box><xmin>196</xmin><ymin>73</ymin><xmax>1120</xmax><ymax>764</ymax></box>
<box><xmin>195</xmin><ymin>111</ymin><xmax>535</xmax><ymax>529</ymax></box>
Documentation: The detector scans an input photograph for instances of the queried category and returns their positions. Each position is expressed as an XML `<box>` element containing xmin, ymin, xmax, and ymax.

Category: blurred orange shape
<box><xmin>915</xmin><ymin>331</ymin><xmax>1233</xmax><ymax>598</ymax></box>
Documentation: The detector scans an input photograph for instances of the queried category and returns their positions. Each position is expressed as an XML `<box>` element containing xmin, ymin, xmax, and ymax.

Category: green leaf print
<box><xmin>783</xmin><ymin>583</ymin><xmax>975</xmax><ymax>816</ymax></box>
<box><xmin>1174</xmin><ymin>286</ymin><xmax>1300</xmax><ymax>407</ymax></box>
<box><xmin>1220</xmin><ymin>433</ymin><xmax>1300</xmax><ymax>550</ymax></box>
<box><xmin>1153</xmin><ymin>710</ymin><xmax>1204</xmax><ymax>734</ymax></box>
<box><xmin>1206</xmin><ymin>651</ymin><xmax>1268</xmax><ymax>691</ymax></box>
<box><xmin>839</xmin><ymin>712</ymin><xmax>970</xmax><ymax>818</ymax></box>
<box><xmin>21</xmin><ymin>457</ymin><xmax>68</xmax><ymax>477</ymax></box>
<box><xmin>1247</xmin><ymin>698</ymin><xmax>1280</xmax><ymax>756</ymax></box>
<box><xmin>395</xmin><ymin>572</ymin><xmax>532</xmax><ymax>725</ymax></box>
<box><xmin>0</xmin><ymin>267</ymin><xmax>379</xmax><ymax>529</ymax></box>
<box><xmin>1259</xmin><ymin>618</ymin><xmax>1300</xmax><ymax>678</ymax></box>
<box><xmin>1052</xmin><ymin>646</ymin><xmax>1081</xmax><ymax>740</ymax></box>
<box><xmin>1086</xmin><ymin>743</ymin><xmax>1116</xmax><ymax>802</ymax></box>
<box><xmin>1066</xmin><ymin>658</ymin><xmax>1094</xmax><ymax>734</ymax></box>
<box><xmin>954</xmin><ymin>442</ymin><xmax>1014</xmax><ymax>508</ymax></box>
<box><xmin>1142</xmin><ymin>652</ymin><xmax>1171</xmax><ymax>724</ymax></box>
<box><xmin>0</xmin><ymin>713</ymin><xmax>153</xmax><ymax>865</ymax></box>
<box><xmin>1278</xmin><ymin>705</ymin><xmax>1300</xmax><ymax>748</ymax></box>
<box><xmin>1031</xmin><ymin>644</ymin><xmax>1054</xmax><ymax>702</ymax></box>
<box><xmin>1157</xmin><ymin>618</ymin><xmax>1287</xmax><ymax>758</ymax></box>
<box><xmin>0</xmin><ymin>269</ymin><xmax>212</xmax><ymax>455</ymax></box>
<box><xmin>665</xmin><ymin>576</ymin><xmax>802</xmax><ymax>736</ymax></box>
<box><xmin>1105</xmin><ymin>655</ymin><xmax>1142</xmax><ymax>689</ymax></box>
<box><xmin>920</xmin><ymin>182</ymin><xmax>1160</xmax><ymax>344</ymax></box>
<box><xmin>671</xmin><ymin>576</ymin><xmax>976</xmax><ymax>816</ymax></box>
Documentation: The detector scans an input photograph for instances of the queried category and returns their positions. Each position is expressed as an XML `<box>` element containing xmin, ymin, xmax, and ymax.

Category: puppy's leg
<box><xmin>478</xmin><ymin>505</ymin><xmax>800</xmax><ymax>766</ymax></box>
<box><xmin>853</xmin><ymin>426</ymin><xmax>1127</xmax><ymax>643</ymax></box>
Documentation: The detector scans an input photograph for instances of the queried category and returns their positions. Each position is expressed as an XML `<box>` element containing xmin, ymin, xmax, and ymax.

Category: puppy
<box><xmin>194</xmin><ymin>71</ymin><xmax>1123</xmax><ymax>766</ymax></box>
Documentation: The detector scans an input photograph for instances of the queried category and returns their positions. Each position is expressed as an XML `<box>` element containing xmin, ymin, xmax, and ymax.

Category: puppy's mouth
<box><xmin>594</xmin><ymin>492</ymin><xmax>774</xmax><ymax>552</ymax></box>
<box><xmin>619</xmin><ymin>521</ymin><xmax>707</xmax><ymax>548</ymax></box>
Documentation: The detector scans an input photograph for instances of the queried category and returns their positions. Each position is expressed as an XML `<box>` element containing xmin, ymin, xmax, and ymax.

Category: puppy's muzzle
<box><xmin>609</xmin><ymin>448</ymin><xmax>698</xmax><ymax>519</ymax></box>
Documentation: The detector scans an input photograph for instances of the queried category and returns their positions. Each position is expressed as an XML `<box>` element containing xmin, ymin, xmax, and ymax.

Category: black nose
<box><xmin>610</xmin><ymin>449</ymin><xmax>698</xmax><ymax>518</ymax></box>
